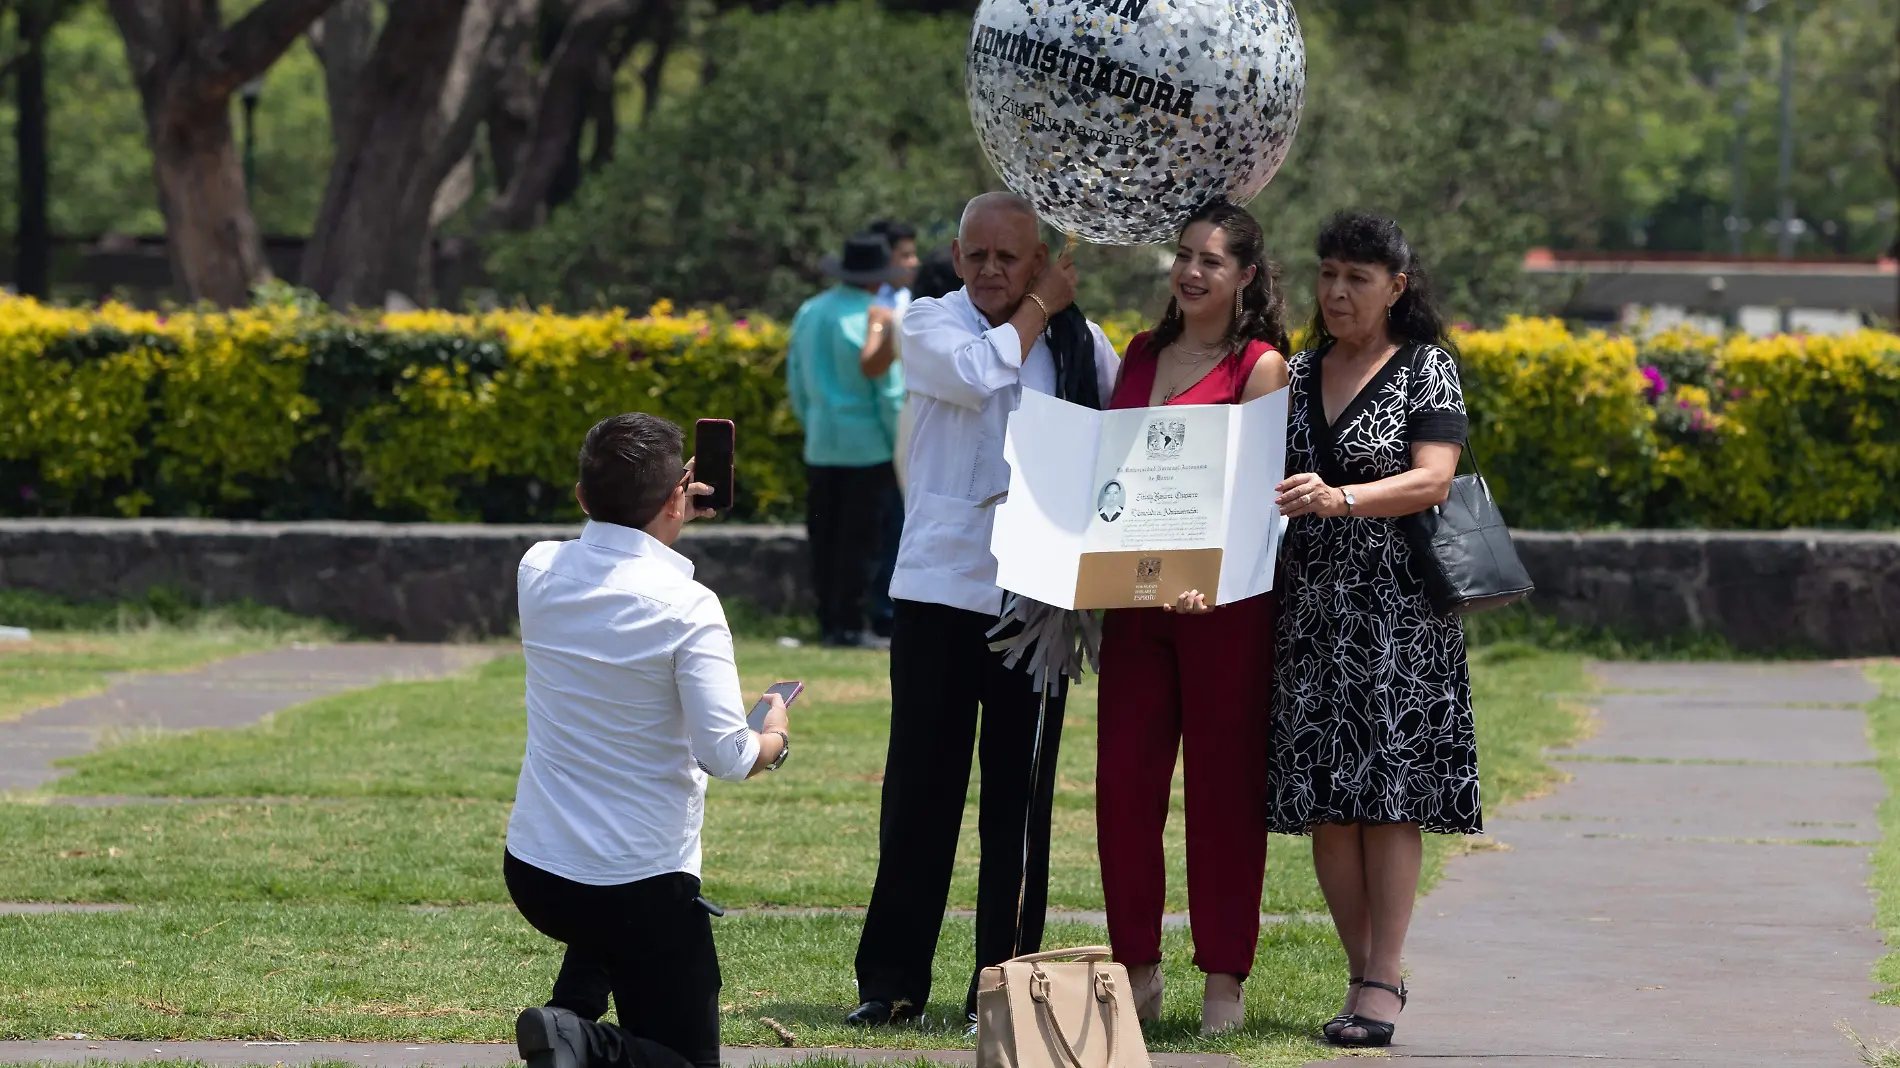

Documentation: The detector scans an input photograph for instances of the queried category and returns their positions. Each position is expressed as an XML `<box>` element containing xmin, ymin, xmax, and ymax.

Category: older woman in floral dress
<box><xmin>1270</xmin><ymin>211</ymin><xmax>1478</xmax><ymax>1049</ymax></box>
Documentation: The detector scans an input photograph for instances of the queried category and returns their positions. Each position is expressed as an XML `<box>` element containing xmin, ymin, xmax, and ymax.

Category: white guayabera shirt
<box><xmin>507</xmin><ymin>521</ymin><xmax>759</xmax><ymax>886</ymax></box>
<box><xmin>891</xmin><ymin>287</ymin><xmax>1119</xmax><ymax>616</ymax></box>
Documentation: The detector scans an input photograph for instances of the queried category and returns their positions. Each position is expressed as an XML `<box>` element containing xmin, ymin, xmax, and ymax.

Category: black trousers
<box><xmin>504</xmin><ymin>852</ymin><xmax>718</xmax><ymax>1068</ymax></box>
<box><xmin>806</xmin><ymin>462</ymin><xmax>896</xmax><ymax>641</ymax></box>
<box><xmin>853</xmin><ymin>598</ymin><xmax>1068</xmax><ymax>1018</ymax></box>
<box><xmin>867</xmin><ymin>478</ymin><xmax>905</xmax><ymax>638</ymax></box>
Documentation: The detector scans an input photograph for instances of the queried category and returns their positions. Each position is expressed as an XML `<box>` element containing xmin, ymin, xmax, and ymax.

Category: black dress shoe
<box><xmin>844</xmin><ymin>998</ymin><xmax>919</xmax><ymax>1026</ymax></box>
<box><xmin>517</xmin><ymin>1006</ymin><xmax>588</xmax><ymax>1068</ymax></box>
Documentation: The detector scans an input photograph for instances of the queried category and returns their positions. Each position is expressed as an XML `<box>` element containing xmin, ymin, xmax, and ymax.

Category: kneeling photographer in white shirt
<box><xmin>505</xmin><ymin>412</ymin><xmax>792</xmax><ymax>1068</ymax></box>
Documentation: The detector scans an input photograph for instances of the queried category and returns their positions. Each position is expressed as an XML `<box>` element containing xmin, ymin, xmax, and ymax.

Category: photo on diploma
<box><xmin>1083</xmin><ymin>405</ymin><xmax>1231</xmax><ymax>555</ymax></box>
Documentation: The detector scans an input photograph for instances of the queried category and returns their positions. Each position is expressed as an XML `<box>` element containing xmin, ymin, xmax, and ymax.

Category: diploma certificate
<box><xmin>992</xmin><ymin>389</ymin><xmax>1288</xmax><ymax>610</ymax></box>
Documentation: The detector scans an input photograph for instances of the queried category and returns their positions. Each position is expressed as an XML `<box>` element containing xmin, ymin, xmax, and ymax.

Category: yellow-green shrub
<box><xmin>1705</xmin><ymin>330</ymin><xmax>1900</xmax><ymax>527</ymax></box>
<box><xmin>0</xmin><ymin>295</ymin><xmax>1895</xmax><ymax>529</ymax></box>
<box><xmin>0</xmin><ymin>301</ymin><xmax>165</xmax><ymax>512</ymax></box>
<box><xmin>1458</xmin><ymin>317</ymin><xmax>1657</xmax><ymax>529</ymax></box>
<box><xmin>348</xmin><ymin>304</ymin><xmax>799</xmax><ymax>521</ymax></box>
<box><xmin>149</xmin><ymin>307</ymin><xmax>318</xmax><ymax>513</ymax></box>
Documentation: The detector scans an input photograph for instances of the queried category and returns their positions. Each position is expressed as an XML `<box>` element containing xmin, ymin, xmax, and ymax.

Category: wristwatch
<box><xmin>1342</xmin><ymin>488</ymin><xmax>1357</xmax><ymax>517</ymax></box>
<box><xmin>764</xmin><ymin>731</ymin><xmax>790</xmax><ymax>771</ymax></box>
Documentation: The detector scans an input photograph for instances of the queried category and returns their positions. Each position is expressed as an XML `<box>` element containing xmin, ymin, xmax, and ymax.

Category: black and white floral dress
<box><xmin>1270</xmin><ymin>343</ymin><xmax>1482</xmax><ymax>836</ymax></box>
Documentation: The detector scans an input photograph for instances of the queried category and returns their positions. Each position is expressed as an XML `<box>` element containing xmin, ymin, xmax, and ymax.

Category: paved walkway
<box><xmin>0</xmin><ymin>644</ymin><xmax>502</xmax><ymax>793</ymax></box>
<box><xmin>1366</xmin><ymin>661</ymin><xmax>1899</xmax><ymax>1067</ymax></box>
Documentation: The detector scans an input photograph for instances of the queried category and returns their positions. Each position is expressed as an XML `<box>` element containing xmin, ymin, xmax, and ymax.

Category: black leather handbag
<box><xmin>1397</xmin><ymin>350</ymin><xmax>1534</xmax><ymax>615</ymax></box>
<box><xmin>1399</xmin><ymin>459</ymin><xmax>1535</xmax><ymax>615</ymax></box>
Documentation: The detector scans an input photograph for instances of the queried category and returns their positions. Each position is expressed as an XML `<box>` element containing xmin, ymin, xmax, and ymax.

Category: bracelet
<box><xmin>1025</xmin><ymin>293</ymin><xmax>1052</xmax><ymax>332</ymax></box>
<box><xmin>764</xmin><ymin>730</ymin><xmax>790</xmax><ymax>771</ymax></box>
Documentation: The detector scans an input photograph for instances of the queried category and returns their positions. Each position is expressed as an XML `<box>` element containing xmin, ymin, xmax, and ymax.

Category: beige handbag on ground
<box><xmin>976</xmin><ymin>946</ymin><xmax>1150</xmax><ymax>1068</ymax></box>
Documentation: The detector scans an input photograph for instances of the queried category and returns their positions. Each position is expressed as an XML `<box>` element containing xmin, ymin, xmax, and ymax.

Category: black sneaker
<box><xmin>517</xmin><ymin>1006</ymin><xmax>587</xmax><ymax>1068</ymax></box>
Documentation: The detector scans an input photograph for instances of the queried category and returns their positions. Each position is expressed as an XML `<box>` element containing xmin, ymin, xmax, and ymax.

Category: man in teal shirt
<box><xmin>786</xmin><ymin>232</ymin><xmax>907</xmax><ymax>648</ymax></box>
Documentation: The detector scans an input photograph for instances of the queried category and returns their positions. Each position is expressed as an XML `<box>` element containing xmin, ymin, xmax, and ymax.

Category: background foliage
<box><xmin>3</xmin><ymin>293</ymin><xmax>1896</xmax><ymax>528</ymax></box>
<box><xmin>0</xmin><ymin>0</ymin><xmax>1891</xmax><ymax>322</ymax></box>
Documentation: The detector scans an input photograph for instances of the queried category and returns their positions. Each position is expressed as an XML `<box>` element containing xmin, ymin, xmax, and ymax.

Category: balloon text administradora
<box><xmin>967</xmin><ymin>0</ymin><xmax>1306</xmax><ymax>245</ymax></box>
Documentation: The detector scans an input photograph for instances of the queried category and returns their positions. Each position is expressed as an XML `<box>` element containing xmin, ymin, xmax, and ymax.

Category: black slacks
<box><xmin>805</xmin><ymin>462</ymin><xmax>897</xmax><ymax>642</ymax></box>
<box><xmin>503</xmin><ymin>852</ymin><xmax>718</xmax><ymax>1068</ymax></box>
<box><xmin>853</xmin><ymin>598</ymin><xmax>1068</xmax><ymax>1019</ymax></box>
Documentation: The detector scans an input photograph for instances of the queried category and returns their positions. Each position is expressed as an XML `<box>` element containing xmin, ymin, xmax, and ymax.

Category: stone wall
<box><xmin>1</xmin><ymin>520</ymin><xmax>1896</xmax><ymax>654</ymax></box>
<box><xmin>1512</xmin><ymin>530</ymin><xmax>1900</xmax><ymax>657</ymax></box>
<box><xmin>0</xmin><ymin>519</ymin><xmax>809</xmax><ymax>641</ymax></box>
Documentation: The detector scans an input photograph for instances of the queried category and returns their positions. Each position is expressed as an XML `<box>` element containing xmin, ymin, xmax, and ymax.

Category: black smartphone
<box><xmin>747</xmin><ymin>680</ymin><xmax>803</xmax><ymax>733</ymax></box>
<box><xmin>693</xmin><ymin>419</ymin><xmax>736</xmax><ymax>511</ymax></box>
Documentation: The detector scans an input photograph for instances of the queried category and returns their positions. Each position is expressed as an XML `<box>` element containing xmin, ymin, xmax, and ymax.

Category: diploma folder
<box><xmin>993</xmin><ymin>387</ymin><xmax>1288</xmax><ymax>610</ymax></box>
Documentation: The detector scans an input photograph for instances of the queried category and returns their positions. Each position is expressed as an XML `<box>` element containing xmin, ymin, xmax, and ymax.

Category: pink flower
<box><xmin>1641</xmin><ymin>365</ymin><xmax>1668</xmax><ymax>399</ymax></box>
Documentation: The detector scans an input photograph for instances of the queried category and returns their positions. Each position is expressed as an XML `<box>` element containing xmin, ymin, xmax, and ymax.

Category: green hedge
<box><xmin>3</xmin><ymin>295</ymin><xmax>1897</xmax><ymax>528</ymax></box>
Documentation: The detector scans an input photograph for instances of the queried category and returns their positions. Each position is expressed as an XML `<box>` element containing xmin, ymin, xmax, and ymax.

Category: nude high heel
<box><xmin>1128</xmin><ymin>962</ymin><xmax>1163</xmax><ymax>1023</ymax></box>
<box><xmin>1200</xmin><ymin>974</ymin><xmax>1245</xmax><ymax>1035</ymax></box>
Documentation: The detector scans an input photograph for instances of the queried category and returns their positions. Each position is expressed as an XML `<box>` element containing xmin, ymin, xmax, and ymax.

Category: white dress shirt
<box><xmin>891</xmin><ymin>287</ymin><xmax>1120</xmax><ymax>615</ymax></box>
<box><xmin>879</xmin><ymin>283</ymin><xmax>918</xmax><ymax>492</ymax></box>
<box><xmin>507</xmin><ymin>520</ymin><xmax>760</xmax><ymax>886</ymax></box>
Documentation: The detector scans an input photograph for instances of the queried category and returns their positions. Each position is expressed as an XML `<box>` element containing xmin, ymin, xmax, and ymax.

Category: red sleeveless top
<box><xmin>1109</xmin><ymin>332</ymin><xmax>1278</xmax><ymax>410</ymax></box>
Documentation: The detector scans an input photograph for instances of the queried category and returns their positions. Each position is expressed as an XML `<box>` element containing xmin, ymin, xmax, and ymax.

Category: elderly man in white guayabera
<box><xmin>845</xmin><ymin>192</ymin><xmax>1120</xmax><ymax>1029</ymax></box>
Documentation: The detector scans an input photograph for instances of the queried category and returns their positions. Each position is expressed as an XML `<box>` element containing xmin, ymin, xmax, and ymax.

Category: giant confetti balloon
<box><xmin>967</xmin><ymin>0</ymin><xmax>1305</xmax><ymax>245</ymax></box>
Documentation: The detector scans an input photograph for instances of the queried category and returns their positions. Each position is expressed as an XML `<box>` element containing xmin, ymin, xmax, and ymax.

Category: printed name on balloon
<box><xmin>979</xmin><ymin>86</ymin><xmax>1149</xmax><ymax>151</ymax></box>
<box><xmin>970</xmin><ymin>22</ymin><xmax>1198</xmax><ymax>119</ymax></box>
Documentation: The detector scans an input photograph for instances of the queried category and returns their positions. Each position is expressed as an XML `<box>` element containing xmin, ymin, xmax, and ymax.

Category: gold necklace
<box><xmin>1158</xmin><ymin>340</ymin><xmax>1228</xmax><ymax>403</ymax></box>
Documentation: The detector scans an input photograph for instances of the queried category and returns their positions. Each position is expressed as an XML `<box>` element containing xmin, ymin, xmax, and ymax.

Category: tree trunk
<box><xmin>636</xmin><ymin>0</ymin><xmax>675</xmax><ymax>123</ymax></box>
<box><xmin>308</xmin><ymin>0</ymin><xmax>376</xmax><ymax>148</ymax></box>
<box><xmin>15</xmin><ymin>0</ymin><xmax>50</xmax><ymax>299</ymax></box>
<box><xmin>149</xmin><ymin>106</ymin><xmax>265</xmax><ymax>306</ymax></box>
<box><xmin>301</xmin><ymin>0</ymin><xmax>531</xmax><ymax>307</ymax></box>
<box><xmin>108</xmin><ymin>0</ymin><xmax>341</xmax><ymax>306</ymax></box>
<box><xmin>486</xmin><ymin>34</ymin><xmax>538</xmax><ymax>191</ymax></box>
<box><xmin>481</xmin><ymin>0</ymin><xmax>642</xmax><ymax>231</ymax></box>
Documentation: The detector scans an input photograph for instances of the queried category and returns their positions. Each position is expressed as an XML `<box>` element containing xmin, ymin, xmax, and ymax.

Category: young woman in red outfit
<box><xmin>1095</xmin><ymin>199</ymin><xmax>1290</xmax><ymax>1035</ymax></box>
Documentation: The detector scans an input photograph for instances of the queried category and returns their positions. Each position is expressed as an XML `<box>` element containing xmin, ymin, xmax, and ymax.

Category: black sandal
<box><xmin>1320</xmin><ymin>976</ymin><xmax>1363</xmax><ymax>1040</ymax></box>
<box><xmin>1332</xmin><ymin>979</ymin><xmax>1407</xmax><ymax>1048</ymax></box>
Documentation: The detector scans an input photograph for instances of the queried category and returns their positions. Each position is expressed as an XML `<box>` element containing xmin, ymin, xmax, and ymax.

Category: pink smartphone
<box><xmin>747</xmin><ymin>680</ymin><xmax>803</xmax><ymax>733</ymax></box>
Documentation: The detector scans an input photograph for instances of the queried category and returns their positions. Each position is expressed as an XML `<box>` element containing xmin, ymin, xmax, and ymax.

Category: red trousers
<box><xmin>1095</xmin><ymin>594</ymin><xmax>1274</xmax><ymax>977</ymax></box>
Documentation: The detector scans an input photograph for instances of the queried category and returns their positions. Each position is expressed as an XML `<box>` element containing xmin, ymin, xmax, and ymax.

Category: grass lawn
<box><xmin>0</xmin><ymin>592</ymin><xmax>339</xmax><ymax>724</ymax></box>
<box><xmin>0</xmin><ymin>636</ymin><xmax>1586</xmax><ymax>1066</ymax></box>
<box><xmin>1865</xmin><ymin>663</ymin><xmax>1900</xmax><ymax>1007</ymax></box>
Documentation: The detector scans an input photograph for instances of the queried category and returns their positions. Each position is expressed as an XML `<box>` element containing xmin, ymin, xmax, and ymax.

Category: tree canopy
<box><xmin>0</xmin><ymin>0</ymin><xmax>1893</xmax><ymax>320</ymax></box>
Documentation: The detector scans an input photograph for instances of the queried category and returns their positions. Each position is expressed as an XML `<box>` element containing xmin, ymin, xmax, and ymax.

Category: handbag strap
<box><xmin>1401</xmin><ymin>342</ymin><xmax>1485</xmax><ymax>483</ymax></box>
<box><xmin>1008</xmin><ymin>945</ymin><xmax>1113</xmax><ymax>965</ymax></box>
<box><xmin>1028</xmin><ymin>964</ymin><xmax>1120</xmax><ymax>1068</ymax></box>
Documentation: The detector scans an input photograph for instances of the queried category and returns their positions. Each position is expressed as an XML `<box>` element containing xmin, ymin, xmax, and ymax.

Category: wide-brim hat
<box><xmin>821</xmin><ymin>232</ymin><xmax>901</xmax><ymax>286</ymax></box>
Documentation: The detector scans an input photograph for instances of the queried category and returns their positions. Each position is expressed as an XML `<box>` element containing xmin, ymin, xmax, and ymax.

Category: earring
<box><xmin>1167</xmin><ymin>298</ymin><xmax>1181</xmax><ymax>322</ymax></box>
<box><xmin>1234</xmin><ymin>288</ymin><xmax>1244</xmax><ymax>320</ymax></box>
